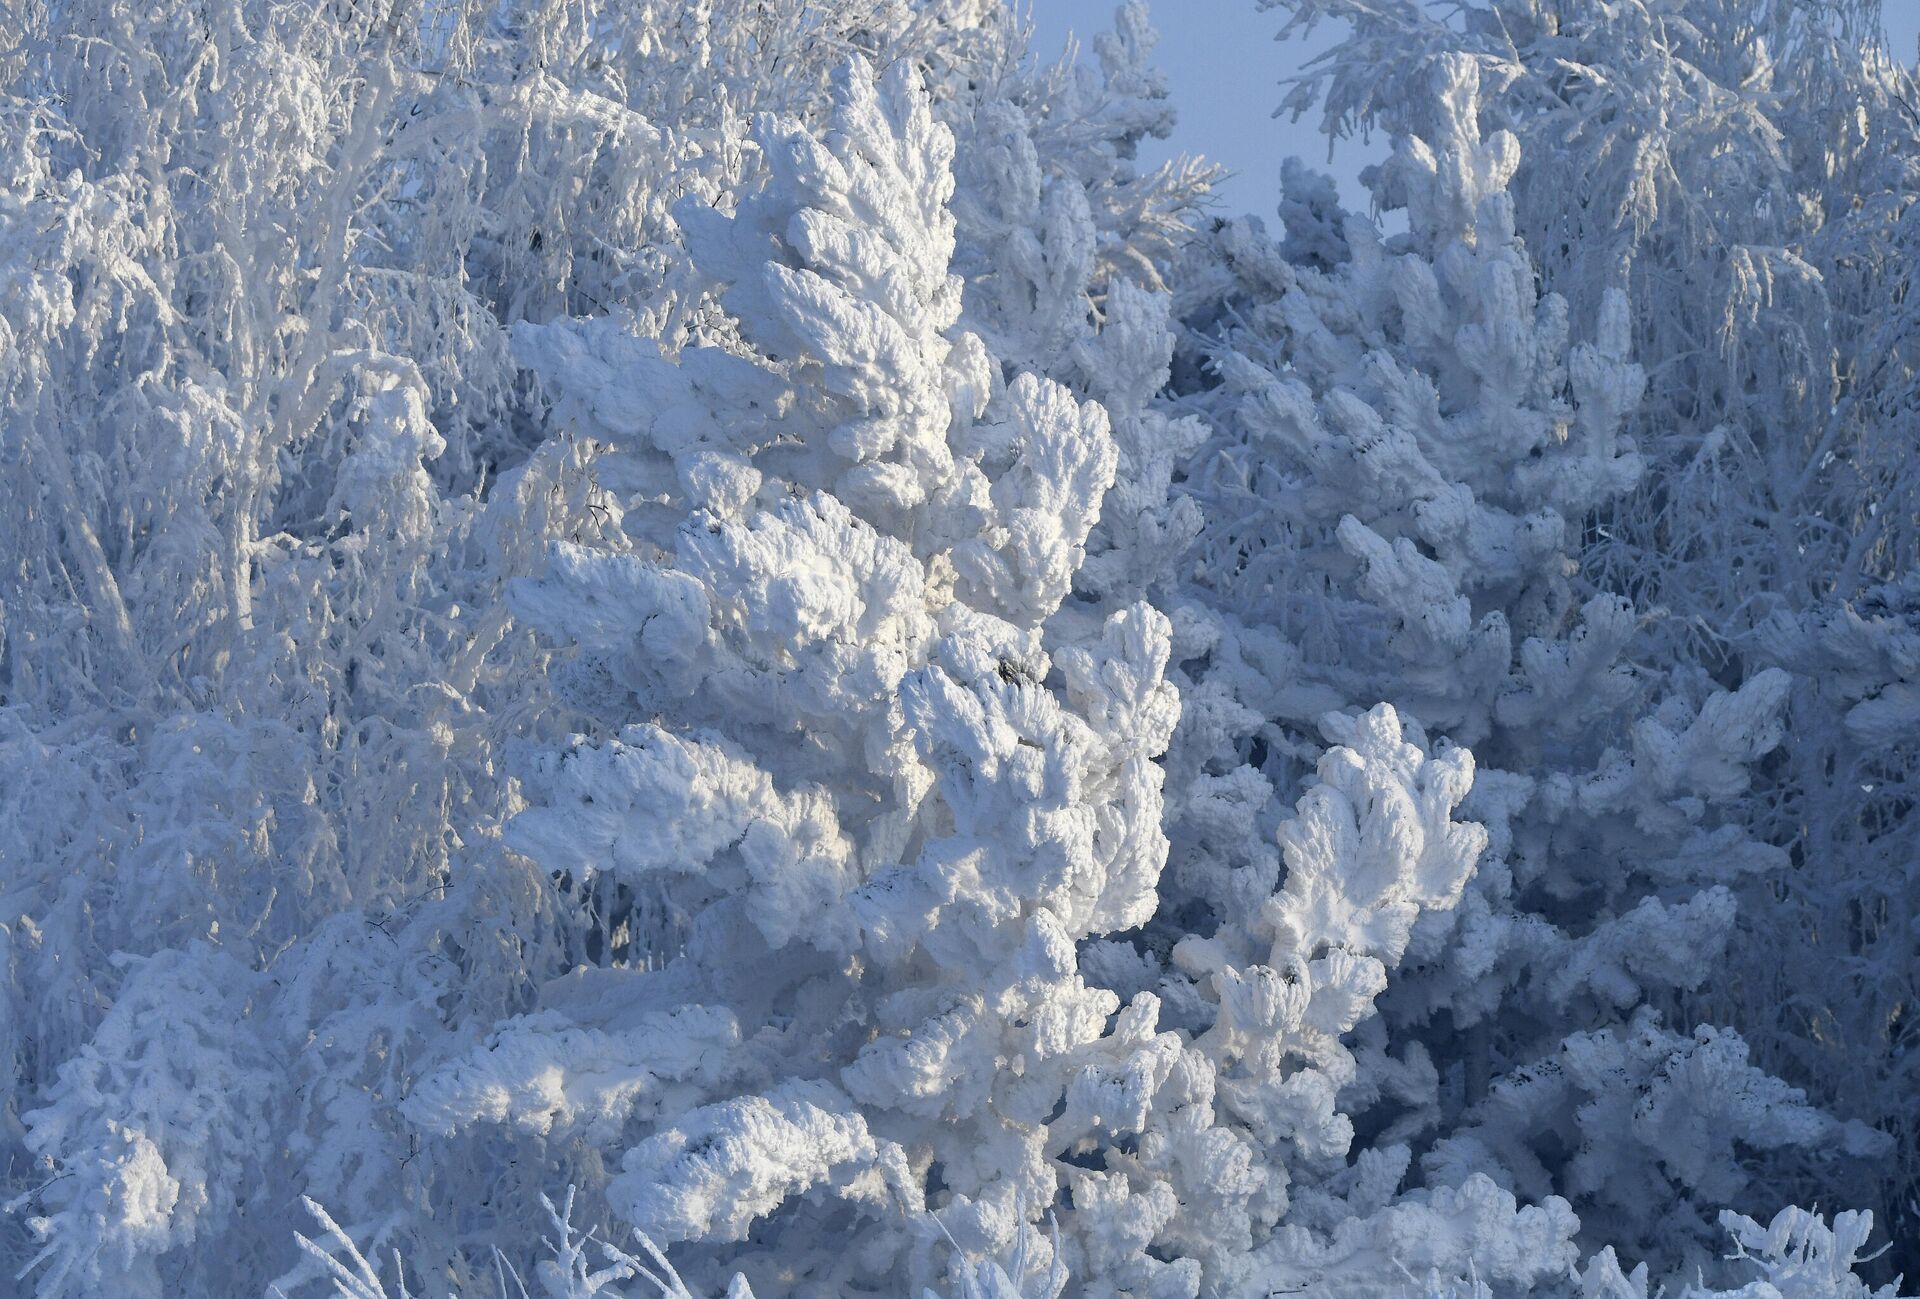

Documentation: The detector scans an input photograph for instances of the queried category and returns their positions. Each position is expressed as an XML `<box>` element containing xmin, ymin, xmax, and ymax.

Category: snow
<box><xmin>2</xmin><ymin>1</ymin><xmax>1916</xmax><ymax>1297</ymax></box>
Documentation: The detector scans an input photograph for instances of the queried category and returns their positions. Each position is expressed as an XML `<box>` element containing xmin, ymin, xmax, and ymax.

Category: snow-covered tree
<box><xmin>411</xmin><ymin>50</ymin><xmax>1180</xmax><ymax>1297</ymax></box>
<box><xmin>1146</xmin><ymin>0</ymin><xmax>1918</xmax><ymax>1279</ymax></box>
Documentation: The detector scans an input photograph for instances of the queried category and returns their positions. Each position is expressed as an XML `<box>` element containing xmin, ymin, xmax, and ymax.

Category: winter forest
<box><xmin>6</xmin><ymin>0</ymin><xmax>1920</xmax><ymax>1294</ymax></box>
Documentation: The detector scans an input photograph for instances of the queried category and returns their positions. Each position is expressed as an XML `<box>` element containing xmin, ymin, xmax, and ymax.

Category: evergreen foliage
<box><xmin>0</xmin><ymin>1</ymin><xmax>1913</xmax><ymax>1295</ymax></box>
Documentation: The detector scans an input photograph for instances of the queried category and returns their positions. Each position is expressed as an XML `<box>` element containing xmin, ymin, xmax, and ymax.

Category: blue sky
<box><xmin>1026</xmin><ymin>1</ymin><xmax>1920</xmax><ymax>220</ymax></box>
